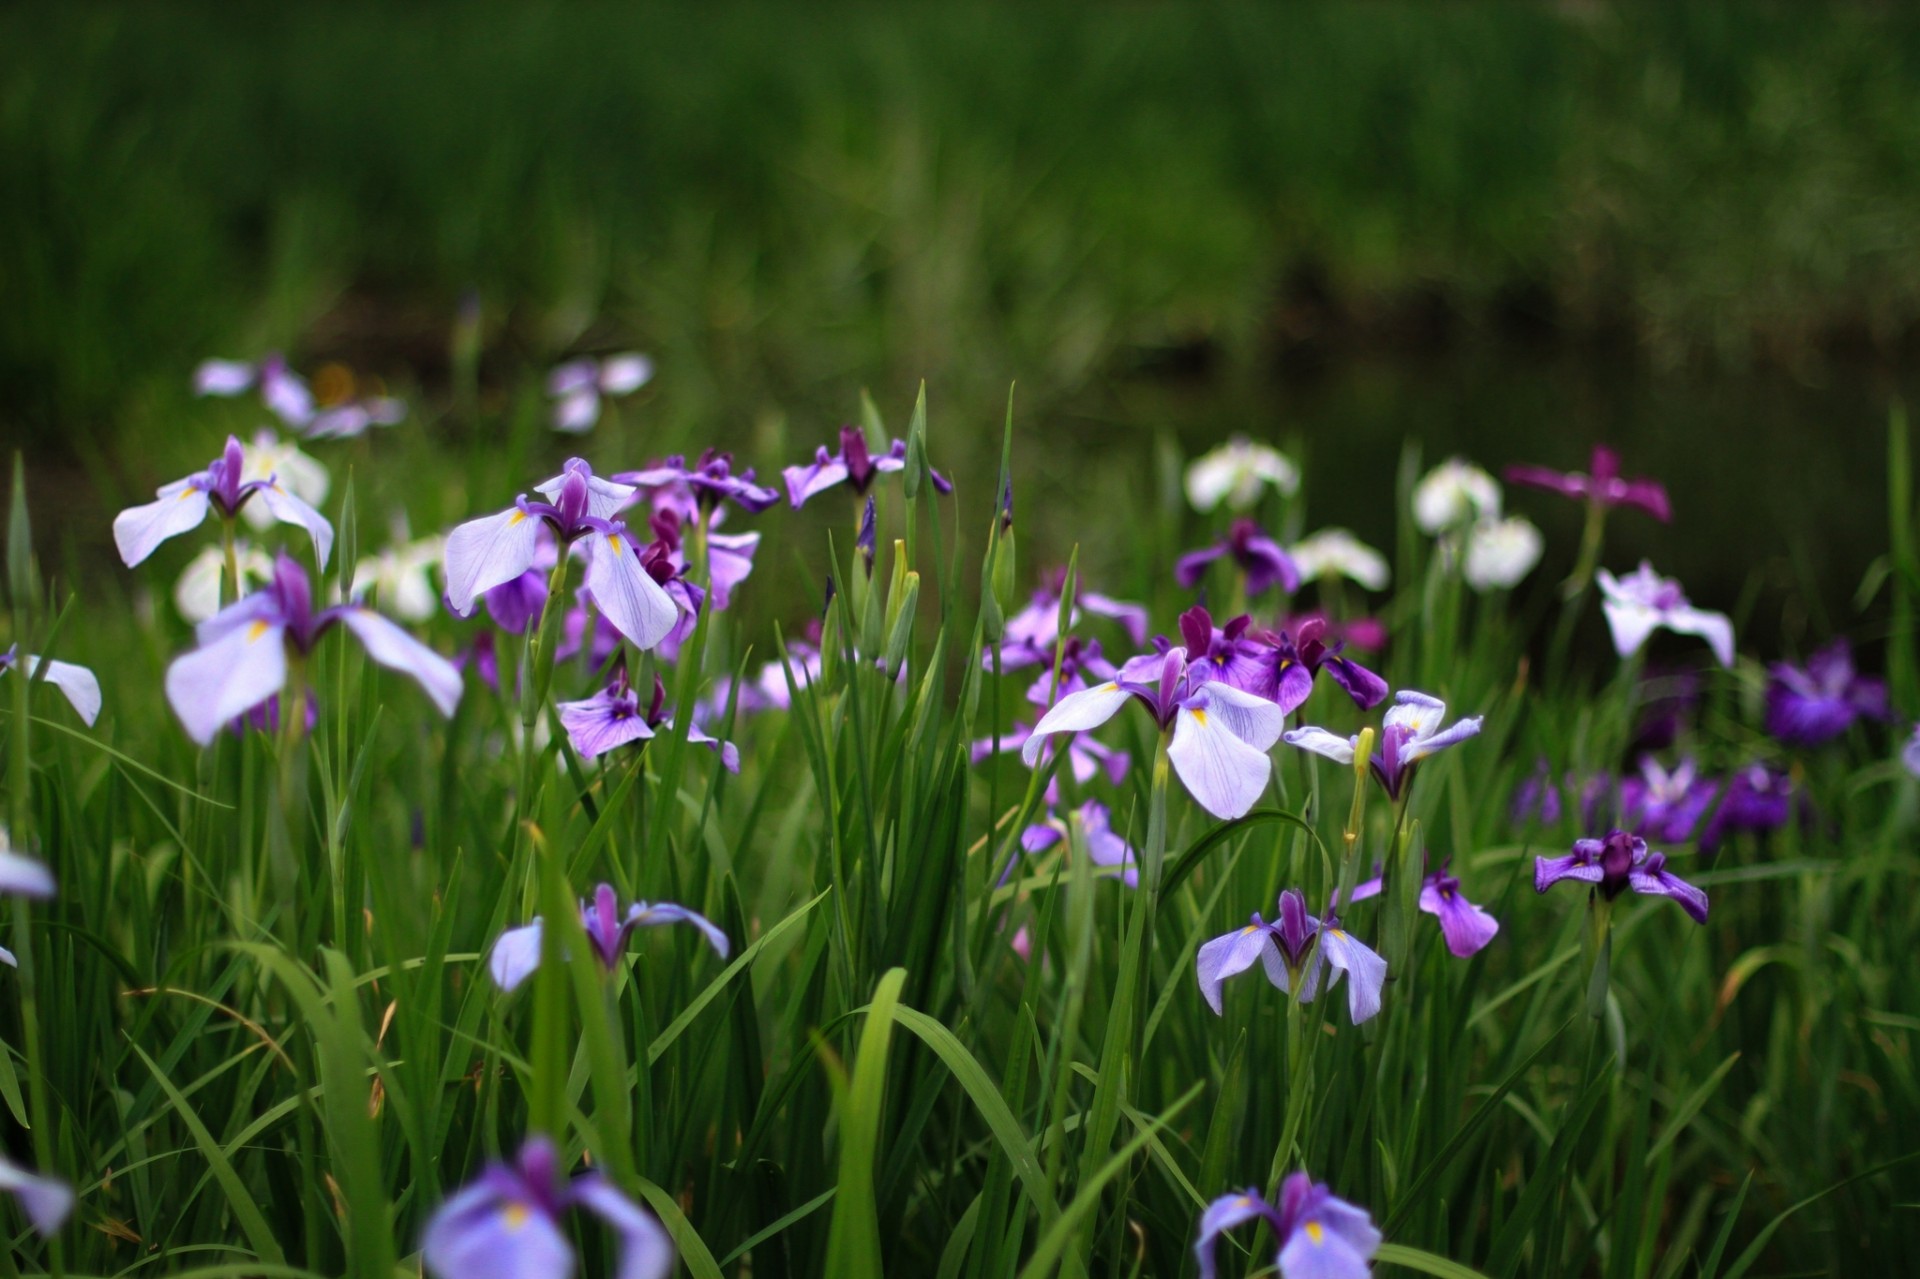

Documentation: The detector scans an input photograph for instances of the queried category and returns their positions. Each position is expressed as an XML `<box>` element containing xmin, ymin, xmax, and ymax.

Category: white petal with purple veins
<box><xmin>1282</xmin><ymin>727</ymin><xmax>1358</xmax><ymax>765</ymax></box>
<box><xmin>585</xmin><ymin>531</ymin><xmax>680</xmax><ymax>650</ymax></box>
<box><xmin>487</xmin><ymin>920</ymin><xmax>546</xmax><ymax>992</ymax></box>
<box><xmin>1169</xmin><ymin>704</ymin><xmax>1274</xmax><ymax>819</ymax></box>
<box><xmin>1019</xmin><ymin>682</ymin><xmax>1131</xmax><ymax>766</ymax></box>
<box><xmin>6</xmin><ymin>654</ymin><xmax>102</xmax><ymax>726</ymax></box>
<box><xmin>0</xmin><ymin>851</ymin><xmax>56</xmax><ymax>899</ymax></box>
<box><xmin>445</xmin><ymin>508</ymin><xmax>544</xmax><ymax>615</ymax></box>
<box><xmin>0</xmin><ymin>1156</ymin><xmax>73</xmax><ymax>1236</ymax></box>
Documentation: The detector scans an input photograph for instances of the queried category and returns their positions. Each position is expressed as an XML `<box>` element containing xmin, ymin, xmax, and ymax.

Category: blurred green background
<box><xmin>5</xmin><ymin>1</ymin><xmax>1918</xmax><ymax>649</ymax></box>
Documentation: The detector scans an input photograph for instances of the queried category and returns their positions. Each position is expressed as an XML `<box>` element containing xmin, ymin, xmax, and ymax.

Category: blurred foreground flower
<box><xmin>1196</xmin><ymin>887</ymin><xmax>1386</xmax><ymax>1023</ymax></box>
<box><xmin>488</xmin><ymin>883</ymin><xmax>728</xmax><ymax>992</ymax></box>
<box><xmin>1598</xmin><ymin>563</ymin><xmax>1733</xmax><ymax>668</ymax></box>
<box><xmin>114</xmin><ymin>435</ymin><xmax>332</xmax><ymax>569</ymax></box>
<box><xmin>422</xmin><ymin>1135</ymin><xmax>671</xmax><ymax>1279</ymax></box>
<box><xmin>1184</xmin><ymin>437</ymin><xmax>1299</xmax><ymax>513</ymax></box>
<box><xmin>0</xmin><ymin>1155</ymin><xmax>72</xmax><ymax>1238</ymax></box>
<box><xmin>193</xmin><ymin>353</ymin><xmax>313</xmax><ymax>429</ymax></box>
<box><xmin>547</xmin><ymin>353</ymin><xmax>652</xmax><ymax>433</ymax></box>
<box><xmin>1195</xmin><ymin>1173</ymin><xmax>1380</xmax><ymax>1279</ymax></box>
<box><xmin>0</xmin><ymin>646</ymin><xmax>100</xmax><ymax>727</ymax></box>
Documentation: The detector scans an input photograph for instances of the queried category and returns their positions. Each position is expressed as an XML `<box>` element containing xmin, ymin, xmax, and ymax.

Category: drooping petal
<box><xmin>1195</xmin><ymin>924</ymin><xmax>1280</xmax><ymax>1014</ymax></box>
<box><xmin>0</xmin><ymin>851</ymin><xmax>56</xmax><ymax>899</ymax></box>
<box><xmin>570</xmin><ymin>1175</ymin><xmax>674</xmax><ymax>1279</ymax></box>
<box><xmin>1189</xmin><ymin>681</ymin><xmax>1287</xmax><ymax>752</ymax></box>
<box><xmin>1080</xmin><ymin>593</ymin><xmax>1150</xmax><ymax>645</ymax></box>
<box><xmin>1282</xmin><ymin>727</ymin><xmax>1357</xmax><ymax>765</ymax></box>
<box><xmin>1194</xmin><ymin>1190</ymin><xmax>1283</xmax><ymax>1279</ymax></box>
<box><xmin>113</xmin><ymin>482</ymin><xmax>212</xmax><ymax>567</ymax></box>
<box><xmin>585</xmin><ymin>530</ymin><xmax>680</xmax><ymax>651</ymax></box>
<box><xmin>552</xmin><ymin>387</ymin><xmax>602</xmax><ymax>433</ymax></box>
<box><xmin>782</xmin><ymin>448</ymin><xmax>849</xmax><ymax>508</ymax></box>
<box><xmin>705</xmin><ymin>531</ymin><xmax>760</xmax><ymax>611</ymax></box>
<box><xmin>1401</xmin><ymin>716</ymin><xmax>1484</xmax><ymax>764</ymax></box>
<box><xmin>557</xmin><ymin>690</ymin><xmax>655</xmax><ymax>758</ymax></box>
<box><xmin>1316</xmin><ymin>925</ymin><xmax>1386</xmax><ymax>1023</ymax></box>
<box><xmin>193</xmin><ymin>359</ymin><xmax>257</xmax><ymax>396</ymax></box>
<box><xmin>625</xmin><ymin>902</ymin><xmax>730</xmax><ymax>959</ymax></box>
<box><xmin>165</xmin><ymin>619</ymin><xmax>289</xmax><ymax>746</ymax></box>
<box><xmin>1628</xmin><ymin>864</ymin><xmax>1710</xmax><ymax>924</ymax></box>
<box><xmin>1419</xmin><ymin>882</ymin><xmax>1500</xmax><ymax>958</ymax></box>
<box><xmin>1173</xmin><ymin>543</ymin><xmax>1228</xmax><ymax>589</ymax></box>
<box><xmin>1663</xmin><ymin>605</ymin><xmax>1735</xmax><ymax>669</ymax></box>
<box><xmin>1277</xmin><ymin>1198</ymin><xmax>1380</xmax><ymax>1279</ymax></box>
<box><xmin>596</xmin><ymin>354</ymin><xmax>654</xmax><ymax>396</ymax></box>
<box><xmin>1274</xmin><ymin>661</ymin><xmax>1316</xmax><ymax>716</ymax></box>
<box><xmin>445</xmin><ymin>508</ymin><xmax>544</xmax><ymax>616</ymax></box>
<box><xmin>6</xmin><ymin>654</ymin><xmax>102</xmax><ymax>726</ymax></box>
<box><xmin>1019</xmin><ymin>681</ymin><xmax>1132</xmax><ymax>766</ymax></box>
<box><xmin>0</xmin><ymin>1156</ymin><xmax>73</xmax><ymax>1236</ymax></box>
<box><xmin>1323</xmin><ymin>657</ymin><xmax>1389</xmax><ymax>711</ymax></box>
<box><xmin>1169</xmin><ymin>703</ymin><xmax>1274</xmax><ymax>820</ymax></box>
<box><xmin>680</xmin><ymin>721</ymin><xmax>742</xmax><ymax>773</ymax></box>
<box><xmin>337</xmin><ymin>608</ymin><xmax>463</xmax><ymax>717</ymax></box>
<box><xmin>422</xmin><ymin>1175</ymin><xmax>574</xmax><ymax>1279</ymax></box>
<box><xmin>1533</xmin><ymin>848</ymin><xmax>1604</xmax><ymax>893</ymax></box>
<box><xmin>486</xmin><ymin>920</ymin><xmax>546</xmax><ymax>992</ymax></box>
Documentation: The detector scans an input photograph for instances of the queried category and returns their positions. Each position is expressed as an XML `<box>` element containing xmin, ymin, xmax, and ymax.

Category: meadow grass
<box><xmin>1</xmin><ymin>374</ymin><xmax>1916</xmax><ymax>1277</ymax></box>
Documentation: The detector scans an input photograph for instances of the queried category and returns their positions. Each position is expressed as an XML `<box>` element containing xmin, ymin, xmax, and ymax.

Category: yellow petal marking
<box><xmin>508</xmin><ymin>510</ymin><xmax>528</xmax><ymax>526</ymax></box>
<box><xmin>501</xmin><ymin>1202</ymin><xmax>530</xmax><ymax>1232</ymax></box>
<box><xmin>1306</xmin><ymin>1221</ymin><xmax>1325</xmax><ymax>1244</ymax></box>
<box><xmin>246</xmin><ymin>621</ymin><xmax>271</xmax><ymax>642</ymax></box>
<box><xmin>1192</xmin><ymin>708</ymin><xmax>1208</xmax><ymax>727</ymax></box>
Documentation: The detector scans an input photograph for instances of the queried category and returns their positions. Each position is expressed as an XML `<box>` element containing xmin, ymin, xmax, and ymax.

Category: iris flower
<box><xmin>1412</xmin><ymin>458</ymin><xmax>1501</xmax><ymax>534</ymax></box>
<box><xmin>1175</xmin><ymin>519</ymin><xmax>1301</xmax><ymax>597</ymax></box>
<box><xmin>1020</xmin><ymin>608</ymin><xmax>1286</xmax><ymax>820</ymax></box>
<box><xmin>556</xmin><ymin>668</ymin><xmax>739</xmax><ymax>771</ymax></box>
<box><xmin>1534</xmin><ymin>830</ymin><xmax>1708</xmax><ymax>923</ymax></box>
<box><xmin>237</xmin><ymin>431</ymin><xmax>331</xmax><ymax>531</ymax></box>
<box><xmin>973</xmin><ymin>720</ymin><xmax>1130</xmax><ymax>793</ymax></box>
<box><xmin>193</xmin><ymin>353</ymin><xmax>313</xmax><ymax>428</ymax></box>
<box><xmin>422</xmin><ymin>1136</ymin><xmax>671</xmax><ymax>1279</ymax></box>
<box><xmin>0</xmin><ymin>1156</ymin><xmax>72</xmax><ymax>1239</ymax></box>
<box><xmin>351</xmin><ymin>534</ymin><xmax>445</xmax><ymax>623</ymax></box>
<box><xmin>443</xmin><ymin>459</ymin><xmax>678</xmax><ymax>652</ymax></box>
<box><xmin>782</xmin><ymin>425</ymin><xmax>951</xmax><ymax>509</ymax></box>
<box><xmin>175</xmin><ymin>541</ymin><xmax>274</xmax><ymax>623</ymax></box>
<box><xmin>165</xmin><ymin>553</ymin><xmax>462</xmax><ymax>745</ymax></box>
<box><xmin>1765</xmin><ymin>640</ymin><xmax>1888</xmax><ymax>748</ymax></box>
<box><xmin>1196</xmin><ymin>887</ymin><xmax>1386</xmax><ymax>1023</ymax></box>
<box><xmin>1461</xmin><ymin>516</ymin><xmax>1543</xmax><ymax>591</ymax></box>
<box><xmin>1345</xmin><ymin>861</ymin><xmax>1499</xmax><ymax>958</ymax></box>
<box><xmin>1505</xmin><ymin>444</ymin><xmax>1671</xmax><ymax>522</ymax></box>
<box><xmin>1284</xmin><ymin>690</ymin><xmax>1483</xmax><ymax>799</ymax></box>
<box><xmin>1</xmin><ymin>827</ymin><xmax>57</xmax><ymax>969</ymax></box>
<box><xmin>1015</xmin><ymin>799</ymin><xmax>1140</xmax><ymax>887</ymax></box>
<box><xmin>0</xmin><ymin>646</ymin><xmax>101</xmax><ymax>727</ymax></box>
<box><xmin>998</xmin><ymin>572</ymin><xmax>1148</xmax><ymax>671</ymax></box>
<box><xmin>113</xmin><ymin>435</ymin><xmax>333</xmax><ymax>569</ymax></box>
<box><xmin>1288</xmin><ymin>527</ymin><xmax>1389</xmax><ymax>591</ymax></box>
<box><xmin>1267</xmin><ymin>617</ymin><xmax>1389</xmax><ymax>715</ymax></box>
<box><xmin>1597</xmin><ymin>563</ymin><xmax>1733</xmax><ymax>668</ymax></box>
<box><xmin>547</xmin><ymin>353</ymin><xmax>653</xmax><ymax>433</ymax></box>
<box><xmin>488</xmin><ymin>883</ymin><xmax>729</xmax><ymax>992</ymax></box>
<box><xmin>1194</xmin><ymin>1174</ymin><xmax>1380</xmax><ymax>1279</ymax></box>
<box><xmin>616</xmin><ymin>449</ymin><xmax>781</xmax><ymax>517</ymax></box>
<box><xmin>1184</xmin><ymin>437</ymin><xmax>1299</xmax><ymax>513</ymax></box>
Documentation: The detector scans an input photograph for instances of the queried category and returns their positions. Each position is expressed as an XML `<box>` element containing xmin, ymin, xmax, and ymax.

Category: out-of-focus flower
<box><xmin>782</xmin><ymin>425</ymin><xmax>951</xmax><ymax>509</ymax></box>
<box><xmin>193</xmin><ymin>353</ymin><xmax>313</xmax><ymax>428</ymax></box>
<box><xmin>487</xmin><ymin>883</ymin><xmax>728</xmax><ymax>992</ymax></box>
<box><xmin>974</xmin><ymin>720</ymin><xmax>1129</xmax><ymax>795</ymax></box>
<box><xmin>0</xmin><ymin>646</ymin><xmax>101</xmax><ymax>727</ymax></box>
<box><xmin>1765</xmin><ymin>641</ymin><xmax>1889</xmax><ymax>748</ymax></box>
<box><xmin>352</xmin><ymin>534</ymin><xmax>445</xmax><ymax>622</ymax></box>
<box><xmin>1905</xmin><ymin>726</ymin><xmax>1920</xmax><ymax>777</ymax></box>
<box><xmin>1196</xmin><ymin>887</ymin><xmax>1385</xmax><ymax>1023</ymax></box>
<box><xmin>1184</xmin><ymin>438</ymin><xmax>1299</xmax><ymax>513</ymax></box>
<box><xmin>303</xmin><ymin>363</ymin><xmax>407</xmax><ymax>439</ymax></box>
<box><xmin>238</xmin><ymin>431</ymin><xmax>330</xmax><ymax>531</ymax></box>
<box><xmin>1014</xmin><ymin>799</ymin><xmax>1140</xmax><ymax>887</ymax></box>
<box><xmin>114</xmin><ymin>435</ymin><xmax>332</xmax><ymax>569</ymax></box>
<box><xmin>166</xmin><ymin>553</ymin><xmax>461</xmax><ymax>745</ymax></box>
<box><xmin>1285</xmin><ymin>690</ymin><xmax>1482</xmax><ymax>799</ymax></box>
<box><xmin>1534</xmin><ymin>830</ymin><xmax>1707</xmax><ymax>923</ymax></box>
<box><xmin>422</xmin><ymin>1135</ymin><xmax>672</xmax><ymax>1279</ymax></box>
<box><xmin>1288</xmin><ymin>528</ymin><xmax>1389</xmax><ymax>591</ymax></box>
<box><xmin>175</xmin><ymin>541</ymin><xmax>275</xmax><ymax>623</ymax></box>
<box><xmin>1701</xmin><ymin>762</ymin><xmax>1793</xmax><ymax>851</ymax></box>
<box><xmin>1510</xmin><ymin>758</ymin><xmax>1564</xmax><ymax>828</ymax></box>
<box><xmin>1413</xmin><ymin>458</ymin><xmax>1501</xmax><ymax>534</ymax></box>
<box><xmin>615</xmin><ymin>450</ymin><xmax>781</xmax><ymax>517</ymax></box>
<box><xmin>1598</xmin><ymin>563</ymin><xmax>1733</xmax><ymax>668</ymax></box>
<box><xmin>1462</xmin><ymin>516</ymin><xmax>1543</xmax><ymax>591</ymax></box>
<box><xmin>1505</xmin><ymin>444</ymin><xmax>1671</xmax><ymax>523</ymax></box>
<box><xmin>1176</xmin><ymin>519</ymin><xmax>1301</xmax><ymax>597</ymax></box>
<box><xmin>998</xmin><ymin>572</ymin><xmax>1148</xmax><ymax>672</ymax></box>
<box><xmin>547</xmin><ymin>353</ymin><xmax>652</xmax><ymax>433</ymax></box>
<box><xmin>0</xmin><ymin>1155</ymin><xmax>73</xmax><ymax>1238</ymax></box>
<box><xmin>1194</xmin><ymin>1174</ymin><xmax>1380</xmax><ymax>1279</ymax></box>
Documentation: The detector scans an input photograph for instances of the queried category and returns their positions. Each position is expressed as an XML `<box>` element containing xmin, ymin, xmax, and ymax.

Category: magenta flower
<box><xmin>443</xmin><ymin>459</ymin><xmax>677</xmax><ymax>652</ymax></box>
<box><xmin>487</xmin><ymin>883</ymin><xmax>728</xmax><ymax>992</ymax></box>
<box><xmin>546</xmin><ymin>353</ymin><xmax>652</xmax><ymax>433</ymax></box>
<box><xmin>1175</xmin><ymin>518</ymin><xmax>1301</xmax><ymax>597</ymax></box>
<box><xmin>1345</xmin><ymin>861</ymin><xmax>1499</xmax><ymax>958</ymax></box>
<box><xmin>1765</xmin><ymin>640</ymin><xmax>1889</xmax><ymax>748</ymax></box>
<box><xmin>615</xmin><ymin>449</ymin><xmax>781</xmax><ymax>516</ymax></box>
<box><xmin>1505</xmin><ymin>444</ymin><xmax>1671</xmax><ymax>522</ymax></box>
<box><xmin>422</xmin><ymin>1136</ymin><xmax>671</xmax><ymax>1279</ymax></box>
<box><xmin>165</xmin><ymin>553</ymin><xmax>462</xmax><ymax>745</ymax></box>
<box><xmin>1196</xmin><ymin>887</ymin><xmax>1386</xmax><ymax>1023</ymax></box>
<box><xmin>0</xmin><ymin>647</ymin><xmax>101</xmax><ymax>726</ymax></box>
<box><xmin>1534</xmin><ymin>830</ymin><xmax>1708</xmax><ymax>923</ymax></box>
<box><xmin>1285</xmin><ymin>690</ymin><xmax>1483</xmax><ymax>800</ymax></box>
<box><xmin>1195</xmin><ymin>1174</ymin><xmax>1381</xmax><ymax>1279</ymax></box>
<box><xmin>193</xmin><ymin>353</ymin><xmax>313</xmax><ymax>429</ymax></box>
<box><xmin>113</xmin><ymin>435</ymin><xmax>333</xmax><ymax>569</ymax></box>
<box><xmin>556</xmin><ymin>668</ymin><xmax>739</xmax><ymax>771</ymax></box>
<box><xmin>782</xmin><ymin>424</ymin><xmax>952</xmax><ymax>508</ymax></box>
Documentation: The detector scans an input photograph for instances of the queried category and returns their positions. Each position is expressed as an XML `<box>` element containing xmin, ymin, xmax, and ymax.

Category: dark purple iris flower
<box><xmin>487</xmin><ymin>882</ymin><xmax>729</xmax><ymax>993</ymax></box>
<box><xmin>1534</xmin><ymin>830</ymin><xmax>1708</xmax><ymax>923</ymax></box>
<box><xmin>1175</xmin><ymin>518</ymin><xmax>1302</xmax><ymax>597</ymax></box>
<box><xmin>616</xmin><ymin>449</ymin><xmax>782</xmax><ymax>516</ymax></box>
<box><xmin>1194</xmin><ymin>1173</ymin><xmax>1380</xmax><ymax>1279</ymax></box>
<box><xmin>1701</xmin><ymin>762</ymin><xmax>1794</xmax><ymax>851</ymax></box>
<box><xmin>1610</xmin><ymin>757</ymin><xmax>1720</xmax><ymax>845</ymax></box>
<box><xmin>114</xmin><ymin>434</ymin><xmax>333</xmax><ymax>569</ymax></box>
<box><xmin>1196</xmin><ymin>887</ymin><xmax>1386</xmax><ymax>1023</ymax></box>
<box><xmin>783</xmin><ymin>424</ymin><xmax>952</xmax><ymax>509</ymax></box>
<box><xmin>1265</xmin><ymin>616</ymin><xmax>1389</xmax><ymax>715</ymax></box>
<box><xmin>1180</xmin><ymin>610</ymin><xmax>1281</xmax><ymax>702</ymax></box>
<box><xmin>422</xmin><ymin>1135</ymin><xmax>672</xmax><ymax>1279</ymax></box>
<box><xmin>1765</xmin><ymin>640</ymin><xmax>1889</xmax><ymax>748</ymax></box>
<box><xmin>996</xmin><ymin>571</ymin><xmax>1148</xmax><ymax>671</ymax></box>
<box><xmin>1505</xmin><ymin>444</ymin><xmax>1671</xmax><ymax>522</ymax></box>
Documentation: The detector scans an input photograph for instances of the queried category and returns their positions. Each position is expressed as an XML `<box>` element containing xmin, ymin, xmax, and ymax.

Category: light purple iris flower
<box><xmin>422</xmin><ymin>1135</ymin><xmax>671</xmax><ymax>1279</ymax></box>
<box><xmin>1600</xmin><ymin>756</ymin><xmax>1720</xmax><ymax>845</ymax></box>
<box><xmin>1511</xmin><ymin>758</ymin><xmax>1565</xmax><ymax>829</ymax></box>
<box><xmin>616</xmin><ymin>449</ymin><xmax>782</xmax><ymax>517</ymax></box>
<box><xmin>1597</xmin><ymin>563</ymin><xmax>1733</xmax><ymax>668</ymax></box>
<box><xmin>1194</xmin><ymin>1173</ymin><xmax>1380</xmax><ymax>1279</ymax></box>
<box><xmin>443</xmin><ymin>459</ymin><xmax>677</xmax><ymax>652</ymax></box>
<box><xmin>1765</xmin><ymin>641</ymin><xmax>1889</xmax><ymax>748</ymax></box>
<box><xmin>0</xmin><ymin>647</ymin><xmax>101</xmax><ymax>727</ymax></box>
<box><xmin>782</xmin><ymin>425</ymin><xmax>952</xmax><ymax>509</ymax></box>
<box><xmin>1015</xmin><ymin>800</ymin><xmax>1140</xmax><ymax>887</ymax></box>
<box><xmin>488</xmin><ymin>882</ymin><xmax>729</xmax><ymax>992</ymax></box>
<box><xmin>1505</xmin><ymin>444</ymin><xmax>1671</xmax><ymax>522</ymax></box>
<box><xmin>114</xmin><ymin>435</ymin><xmax>333</xmax><ymax>569</ymax></box>
<box><xmin>1175</xmin><ymin>518</ymin><xmax>1301</xmax><ymax>597</ymax></box>
<box><xmin>304</xmin><ymin>393</ymin><xmax>406</xmax><ymax>440</ymax></box>
<box><xmin>556</xmin><ymin>669</ymin><xmax>739</xmax><ymax>771</ymax></box>
<box><xmin>546</xmin><ymin>353</ymin><xmax>653</xmax><ymax>433</ymax></box>
<box><xmin>1196</xmin><ymin>887</ymin><xmax>1386</xmax><ymax>1023</ymax></box>
<box><xmin>0</xmin><ymin>1156</ymin><xmax>73</xmax><ymax>1238</ymax></box>
<box><xmin>1284</xmin><ymin>690</ymin><xmax>1483</xmax><ymax>800</ymax></box>
<box><xmin>1020</xmin><ymin>609</ymin><xmax>1286</xmax><ymax>820</ymax></box>
<box><xmin>193</xmin><ymin>353</ymin><xmax>314</xmax><ymax>428</ymax></box>
<box><xmin>1535</xmin><ymin>830</ymin><xmax>1708</xmax><ymax>923</ymax></box>
<box><xmin>974</xmin><ymin>720</ymin><xmax>1130</xmax><ymax>795</ymax></box>
<box><xmin>997</xmin><ymin>572</ymin><xmax>1149</xmax><ymax>674</ymax></box>
<box><xmin>165</xmin><ymin>553</ymin><xmax>462</xmax><ymax>746</ymax></box>
<box><xmin>1345</xmin><ymin>862</ymin><xmax>1499</xmax><ymax>958</ymax></box>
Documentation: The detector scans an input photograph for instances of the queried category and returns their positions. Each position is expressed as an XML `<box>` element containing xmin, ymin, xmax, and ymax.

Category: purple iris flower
<box><xmin>1505</xmin><ymin>444</ymin><xmax>1671</xmax><ymax>522</ymax></box>
<box><xmin>305</xmin><ymin>393</ymin><xmax>406</xmax><ymax>440</ymax></box>
<box><xmin>0</xmin><ymin>647</ymin><xmax>101</xmax><ymax>727</ymax></box>
<box><xmin>556</xmin><ymin>668</ymin><xmax>739</xmax><ymax>771</ymax></box>
<box><xmin>1006</xmin><ymin>635</ymin><xmax>1119</xmax><ymax>708</ymax></box>
<box><xmin>114</xmin><ymin>435</ymin><xmax>333</xmax><ymax>569</ymax></box>
<box><xmin>1020</xmin><ymin>608</ymin><xmax>1287</xmax><ymax>820</ymax></box>
<box><xmin>997</xmin><ymin>572</ymin><xmax>1149</xmax><ymax>673</ymax></box>
<box><xmin>1175</xmin><ymin>518</ymin><xmax>1301</xmax><ymax>597</ymax></box>
<box><xmin>973</xmin><ymin>720</ymin><xmax>1130</xmax><ymax>795</ymax></box>
<box><xmin>422</xmin><ymin>1135</ymin><xmax>671</xmax><ymax>1279</ymax></box>
<box><xmin>165</xmin><ymin>553</ymin><xmax>462</xmax><ymax>745</ymax></box>
<box><xmin>1195</xmin><ymin>1173</ymin><xmax>1381</xmax><ymax>1279</ymax></box>
<box><xmin>1765</xmin><ymin>640</ymin><xmax>1889</xmax><ymax>748</ymax></box>
<box><xmin>1196</xmin><ymin>888</ymin><xmax>1386</xmax><ymax>1023</ymax></box>
<box><xmin>443</xmin><ymin>459</ymin><xmax>677</xmax><ymax>652</ymax></box>
<box><xmin>193</xmin><ymin>353</ymin><xmax>314</xmax><ymax>428</ymax></box>
<box><xmin>1701</xmin><ymin>762</ymin><xmax>1793</xmax><ymax>851</ymax></box>
<box><xmin>782</xmin><ymin>424</ymin><xmax>952</xmax><ymax>508</ymax></box>
<box><xmin>488</xmin><ymin>883</ymin><xmax>729</xmax><ymax>992</ymax></box>
<box><xmin>1595</xmin><ymin>756</ymin><xmax>1720</xmax><ymax>846</ymax></box>
<box><xmin>1345</xmin><ymin>861</ymin><xmax>1499</xmax><ymax>958</ymax></box>
<box><xmin>1510</xmin><ymin>758</ymin><xmax>1565</xmax><ymax>828</ymax></box>
<box><xmin>0</xmin><ymin>1156</ymin><xmax>73</xmax><ymax>1238</ymax></box>
<box><xmin>615</xmin><ymin>449</ymin><xmax>782</xmax><ymax>516</ymax></box>
<box><xmin>1534</xmin><ymin>830</ymin><xmax>1708</xmax><ymax>923</ymax></box>
<box><xmin>1180</xmin><ymin>612</ymin><xmax>1285</xmax><ymax>703</ymax></box>
<box><xmin>1013</xmin><ymin>799</ymin><xmax>1140</xmax><ymax>887</ymax></box>
<box><xmin>1285</xmin><ymin>690</ymin><xmax>1483</xmax><ymax>800</ymax></box>
<box><xmin>1265</xmin><ymin>616</ymin><xmax>1389</xmax><ymax>715</ymax></box>
<box><xmin>546</xmin><ymin>353</ymin><xmax>652</xmax><ymax>434</ymax></box>
<box><xmin>1598</xmin><ymin>563</ymin><xmax>1733</xmax><ymax>668</ymax></box>
<box><xmin>458</xmin><ymin>632</ymin><xmax>503</xmax><ymax>694</ymax></box>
